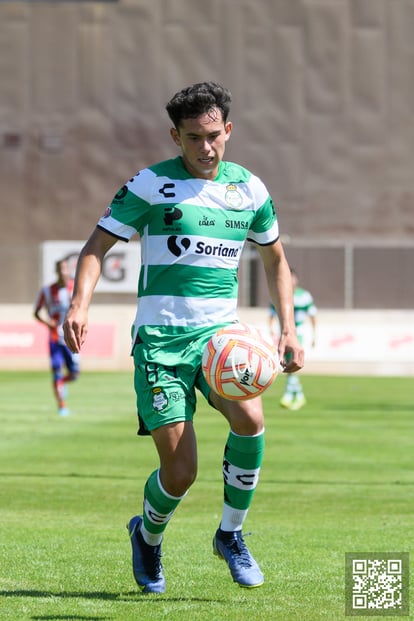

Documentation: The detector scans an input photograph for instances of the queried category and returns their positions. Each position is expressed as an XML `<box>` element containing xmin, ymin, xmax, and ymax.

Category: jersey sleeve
<box><xmin>97</xmin><ymin>168</ymin><xmax>155</xmax><ymax>241</ymax></box>
<box><xmin>245</xmin><ymin>175</ymin><xmax>279</xmax><ymax>245</ymax></box>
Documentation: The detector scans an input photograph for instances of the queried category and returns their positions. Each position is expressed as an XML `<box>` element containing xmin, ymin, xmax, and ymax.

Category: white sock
<box><xmin>140</xmin><ymin>523</ymin><xmax>163</xmax><ymax>546</ymax></box>
<box><xmin>220</xmin><ymin>504</ymin><xmax>248</xmax><ymax>532</ymax></box>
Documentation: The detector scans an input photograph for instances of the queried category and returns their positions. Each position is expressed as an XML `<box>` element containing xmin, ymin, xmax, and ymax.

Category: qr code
<box><xmin>345</xmin><ymin>553</ymin><xmax>409</xmax><ymax>617</ymax></box>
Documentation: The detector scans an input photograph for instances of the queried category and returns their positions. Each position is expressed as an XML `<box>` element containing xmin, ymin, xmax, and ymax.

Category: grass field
<box><xmin>0</xmin><ymin>370</ymin><xmax>413</xmax><ymax>621</ymax></box>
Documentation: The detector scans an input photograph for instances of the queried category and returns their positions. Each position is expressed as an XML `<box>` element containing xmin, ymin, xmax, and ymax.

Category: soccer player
<box><xmin>34</xmin><ymin>259</ymin><xmax>80</xmax><ymax>416</ymax></box>
<box><xmin>63</xmin><ymin>82</ymin><xmax>304</xmax><ymax>592</ymax></box>
<box><xmin>269</xmin><ymin>268</ymin><xmax>317</xmax><ymax>410</ymax></box>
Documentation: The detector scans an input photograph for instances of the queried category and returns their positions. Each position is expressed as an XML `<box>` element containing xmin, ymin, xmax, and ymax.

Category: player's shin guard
<box><xmin>220</xmin><ymin>430</ymin><xmax>264</xmax><ymax>531</ymax></box>
<box><xmin>142</xmin><ymin>469</ymin><xmax>184</xmax><ymax>545</ymax></box>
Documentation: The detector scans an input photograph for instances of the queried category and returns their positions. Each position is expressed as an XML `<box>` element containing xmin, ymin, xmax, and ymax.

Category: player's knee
<box><xmin>231</xmin><ymin>418</ymin><xmax>264</xmax><ymax>436</ymax></box>
<box><xmin>52</xmin><ymin>370</ymin><xmax>62</xmax><ymax>382</ymax></box>
<box><xmin>175</xmin><ymin>467</ymin><xmax>197</xmax><ymax>494</ymax></box>
<box><xmin>162</xmin><ymin>466</ymin><xmax>197</xmax><ymax>497</ymax></box>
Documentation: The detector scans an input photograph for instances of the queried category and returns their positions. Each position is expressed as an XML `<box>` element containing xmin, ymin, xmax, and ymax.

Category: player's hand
<box><xmin>278</xmin><ymin>334</ymin><xmax>304</xmax><ymax>373</ymax></box>
<box><xmin>63</xmin><ymin>307</ymin><xmax>88</xmax><ymax>353</ymax></box>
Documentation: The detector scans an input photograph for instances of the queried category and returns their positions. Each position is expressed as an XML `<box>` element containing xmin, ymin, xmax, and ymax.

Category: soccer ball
<box><xmin>201</xmin><ymin>323</ymin><xmax>279</xmax><ymax>401</ymax></box>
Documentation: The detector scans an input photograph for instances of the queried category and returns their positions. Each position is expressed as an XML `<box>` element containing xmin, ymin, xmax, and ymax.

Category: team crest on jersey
<box><xmin>152</xmin><ymin>387</ymin><xmax>168</xmax><ymax>412</ymax></box>
<box><xmin>225</xmin><ymin>184</ymin><xmax>243</xmax><ymax>209</ymax></box>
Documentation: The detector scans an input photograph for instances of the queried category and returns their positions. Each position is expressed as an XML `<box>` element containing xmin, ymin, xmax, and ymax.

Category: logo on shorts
<box><xmin>152</xmin><ymin>387</ymin><xmax>168</xmax><ymax>412</ymax></box>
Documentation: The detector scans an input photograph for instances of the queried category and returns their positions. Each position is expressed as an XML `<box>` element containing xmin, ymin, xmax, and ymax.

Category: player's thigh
<box><xmin>62</xmin><ymin>345</ymin><xmax>80</xmax><ymax>375</ymax></box>
<box><xmin>49</xmin><ymin>341</ymin><xmax>64</xmax><ymax>372</ymax></box>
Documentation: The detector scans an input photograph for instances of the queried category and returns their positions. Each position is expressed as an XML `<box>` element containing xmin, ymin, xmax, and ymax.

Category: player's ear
<box><xmin>170</xmin><ymin>127</ymin><xmax>181</xmax><ymax>146</ymax></box>
<box><xmin>224</xmin><ymin>121</ymin><xmax>232</xmax><ymax>141</ymax></box>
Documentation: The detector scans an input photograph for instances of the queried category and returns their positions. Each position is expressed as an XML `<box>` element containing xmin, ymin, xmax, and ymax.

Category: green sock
<box><xmin>221</xmin><ymin>431</ymin><xmax>264</xmax><ymax>531</ymax></box>
<box><xmin>142</xmin><ymin>469</ymin><xmax>183</xmax><ymax>540</ymax></box>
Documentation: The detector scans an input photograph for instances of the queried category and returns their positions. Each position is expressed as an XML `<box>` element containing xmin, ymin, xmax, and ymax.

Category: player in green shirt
<box><xmin>64</xmin><ymin>82</ymin><xmax>303</xmax><ymax>593</ymax></box>
<box><xmin>270</xmin><ymin>268</ymin><xmax>317</xmax><ymax>410</ymax></box>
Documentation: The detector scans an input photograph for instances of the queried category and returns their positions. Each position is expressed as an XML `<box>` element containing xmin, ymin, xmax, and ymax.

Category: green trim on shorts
<box><xmin>133</xmin><ymin>327</ymin><xmax>218</xmax><ymax>431</ymax></box>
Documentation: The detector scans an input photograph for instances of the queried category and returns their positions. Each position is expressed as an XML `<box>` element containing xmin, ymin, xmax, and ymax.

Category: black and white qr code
<box><xmin>345</xmin><ymin>553</ymin><xmax>409</xmax><ymax>617</ymax></box>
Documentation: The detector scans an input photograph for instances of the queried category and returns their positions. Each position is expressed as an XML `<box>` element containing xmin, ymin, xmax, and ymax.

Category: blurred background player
<box><xmin>269</xmin><ymin>268</ymin><xmax>317</xmax><ymax>410</ymax></box>
<box><xmin>34</xmin><ymin>259</ymin><xmax>80</xmax><ymax>416</ymax></box>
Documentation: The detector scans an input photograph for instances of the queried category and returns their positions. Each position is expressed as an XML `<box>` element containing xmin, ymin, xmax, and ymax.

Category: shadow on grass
<box><xmin>32</xmin><ymin>615</ymin><xmax>110</xmax><ymax>621</ymax></box>
<box><xmin>0</xmin><ymin>589</ymin><xmax>224</xmax><ymax>604</ymax></box>
<box><xmin>1</xmin><ymin>472</ymin><xmax>413</xmax><ymax>486</ymax></box>
<box><xmin>0</xmin><ymin>472</ymin><xmax>137</xmax><ymax>481</ymax></box>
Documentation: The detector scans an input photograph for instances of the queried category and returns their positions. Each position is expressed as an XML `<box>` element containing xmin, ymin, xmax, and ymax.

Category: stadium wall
<box><xmin>1</xmin><ymin>0</ymin><xmax>414</xmax><ymax>307</ymax></box>
<box><xmin>1</xmin><ymin>305</ymin><xmax>413</xmax><ymax>377</ymax></box>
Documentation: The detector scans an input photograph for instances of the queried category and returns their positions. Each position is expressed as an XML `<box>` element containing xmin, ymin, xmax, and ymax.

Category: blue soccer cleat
<box><xmin>213</xmin><ymin>528</ymin><xmax>264</xmax><ymax>588</ymax></box>
<box><xmin>127</xmin><ymin>515</ymin><xmax>165</xmax><ymax>593</ymax></box>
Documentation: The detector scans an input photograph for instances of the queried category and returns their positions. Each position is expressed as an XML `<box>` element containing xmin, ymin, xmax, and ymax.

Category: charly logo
<box><xmin>167</xmin><ymin>235</ymin><xmax>191</xmax><ymax>257</ymax></box>
<box><xmin>225</xmin><ymin>184</ymin><xmax>243</xmax><ymax>208</ymax></box>
<box><xmin>159</xmin><ymin>182</ymin><xmax>176</xmax><ymax>198</ymax></box>
<box><xmin>164</xmin><ymin>207</ymin><xmax>183</xmax><ymax>226</ymax></box>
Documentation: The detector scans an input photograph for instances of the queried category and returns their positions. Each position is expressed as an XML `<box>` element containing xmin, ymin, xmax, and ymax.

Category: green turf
<box><xmin>0</xmin><ymin>371</ymin><xmax>413</xmax><ymax>620</ymax></box>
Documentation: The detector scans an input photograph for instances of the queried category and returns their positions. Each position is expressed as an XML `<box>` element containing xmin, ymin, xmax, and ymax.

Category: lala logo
<box><xmin>225</xmin><ymin>184</ymin><xmax>243</xmax><ymax>209</ymax></box>
<box><xmin>199</xmin><ymin>215</ymin><xmax>215</xmax><ymax>226</ymax></box>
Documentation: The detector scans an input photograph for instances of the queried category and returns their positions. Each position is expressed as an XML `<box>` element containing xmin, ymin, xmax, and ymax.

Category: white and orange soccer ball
<box><xmin>201</xmin><ymin>322</ymin><xmax>279</xmax><ymax>401</ymax></box>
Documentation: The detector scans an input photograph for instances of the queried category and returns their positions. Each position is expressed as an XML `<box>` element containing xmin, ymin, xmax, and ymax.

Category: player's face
<box><xmin>170</xmin><ymin>108</ymin><xmax>232</xmax><ymax>180</ymax></box>
<box><xmin>56</xmin><ymin>260</ymin><xmax>70</xmax><ymax>283</ymax></box>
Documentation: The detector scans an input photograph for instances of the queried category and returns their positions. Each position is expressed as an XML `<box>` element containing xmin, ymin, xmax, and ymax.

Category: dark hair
<box><xmin>166</xmin><ymin>81</ymin><xmax>232</xmax><ymax>128</ymax></box>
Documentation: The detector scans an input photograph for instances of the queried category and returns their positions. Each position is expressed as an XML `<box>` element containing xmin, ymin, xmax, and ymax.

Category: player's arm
<box><xmin>310</xmin><ymin>313</ymin><xmax>317</xmax><ymax>347</ymax></box>
<box><xmin>268</xmin><ymin>306</ymin><xmax>279</xmax><ymax>341</ymax></box>
<box><xmin>34</xmin><ymin>310</ymin><xmax>58</xmax><ymax>331</ymax></box>
<box><xmin>33</xmin><ymin>292</ymin><xmax>56</xmax><ymax>330</ymax></box>
<box><xmin>63</xmin><ymin>227</ymin><xmax>117</xmax><ymax>353</ymax></box>
<box><xmin>34</xmin><ymin>306</ymin><xmax>54</xmax><ymax>329</ymax></box>
<box><xmin>256</xmin><ymin>239</ymin><xmax>304</xmax><ymax>373</ymax></box>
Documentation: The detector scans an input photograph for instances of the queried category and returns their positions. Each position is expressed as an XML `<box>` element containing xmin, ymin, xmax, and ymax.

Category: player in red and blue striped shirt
<box><xmin>34</xmin><ymin>259</ymin><xmax>80</xmax><ymax>416</ymax></box>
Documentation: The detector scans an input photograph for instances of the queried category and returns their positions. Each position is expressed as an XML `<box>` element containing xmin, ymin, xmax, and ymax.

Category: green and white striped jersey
<box><xmin>98</xmin><ymin>157</ymin><xmax>279</xmax><ymax>343</ymax></box>
<box><xmin>293</xmin><ymin>287</ymin><xmax>317</xmax><ymax>328</ymax></box>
